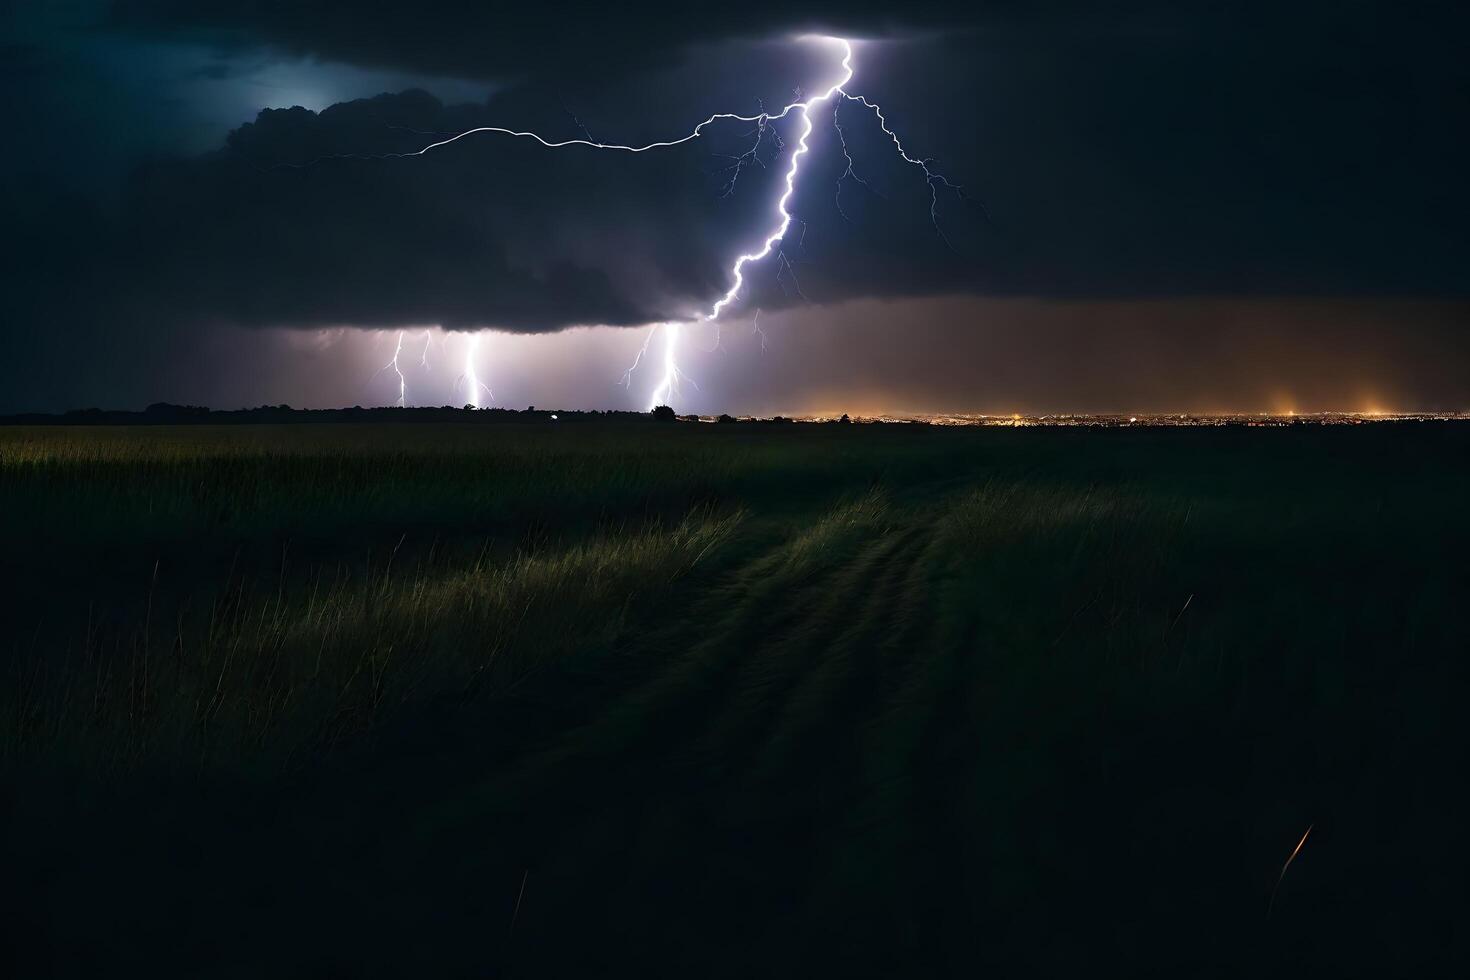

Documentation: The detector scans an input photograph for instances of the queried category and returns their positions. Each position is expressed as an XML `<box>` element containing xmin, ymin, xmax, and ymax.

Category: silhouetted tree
<box><xmin>144</xmin><ymin>402</ymin><xmax>208</xmax><ymax>419</ymax></box>
<box><xmin>651</xmin><ymin>405</ymin><xmax>676</xmax><ymax>422</ymax></box>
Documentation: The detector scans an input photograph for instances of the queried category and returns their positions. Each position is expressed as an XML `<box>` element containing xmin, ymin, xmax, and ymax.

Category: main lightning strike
<box><xmin>704</xmin><ymin>40</ymin><xmax>853</xmax><ymax>322</ymax></box>
<box><xmin>618</xmin><ymin>38</ymin><xmax>956</xmax><ymax>405</ymax></box>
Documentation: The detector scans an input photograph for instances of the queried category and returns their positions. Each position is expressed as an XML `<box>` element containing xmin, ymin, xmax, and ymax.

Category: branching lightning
<box><xmin>831</xmin><ymin>98</ymin><xmax>875</xmax><ymax>223</ymax></box>
<box><xmin>841</xmin><ymin>93</ymin><xmax>969</xmax><ymax>248</ymax></box>
<box><xmin>457</xmin><ymin>333</ymin><xmax>492</xmax><ymax>407</ymax></box>
<box><xmin>561</xmin><ymin>100</ymin><xmax>595</xmax><ymax>142</ymax></box>
<box><xmin>337</xmin><ymin>37</ymin><xmax>958</xmax><ymax>410</ymax></box>
<box><xmin>716</xmin><ymin>100</ymin><xmax>779</xmax><ymax>199</ymax></box>
<box><xmin>649</xmin><ymin>323</ymin><xmax>684</xmax><ymax>408</ymax></box>
<box><xmin>751</xmin><ymin>308</ymin><xmax>767</xmax><ymax>352</ymax></box>
<box><xmin>702</xmin><ymin>40</ymin><xmax>854</xmax><ymax>323</ymax></box>
<box><xmin>775</xmin><ymin>250</ymin><xmax>808</xmax><ymax>301</ymax></box>
<box><xmin>621</xmin><ymin>325</ymin><xmax>658</xmax><ymax>390</ymax></box>
<box><xmin>623</xmin><ymin>322</ymin><xmax>693</xmax><ymax>409</ymax></box>
<box><xmin>370</xmin><ymin>330</ymin><xmax>408</xmax><ymax>407</ymax></box>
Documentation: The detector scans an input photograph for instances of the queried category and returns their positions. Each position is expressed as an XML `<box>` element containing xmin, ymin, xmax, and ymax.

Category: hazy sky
<box><xmin>3</xmin><ymin>1</ymin><xmax>1467</xmax><ymax>413</ymax></box>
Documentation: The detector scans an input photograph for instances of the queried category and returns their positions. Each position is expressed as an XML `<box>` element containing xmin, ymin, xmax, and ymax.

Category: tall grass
<box><xmin>4</xmin><ymin>421</ymin><xmax>1469</xmax><ymax>976</ymax></box>
<box><xmin>4</xmin><ymin>509</ymin><xmax>743</xmax><ymax>773</ymax></box>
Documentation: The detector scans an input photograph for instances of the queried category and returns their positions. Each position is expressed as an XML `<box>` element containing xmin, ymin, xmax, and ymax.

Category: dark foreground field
<box><xmin>3</xmin><ymin>421</ymin><xmax>1467</xmax><ymax>976</ymax></box>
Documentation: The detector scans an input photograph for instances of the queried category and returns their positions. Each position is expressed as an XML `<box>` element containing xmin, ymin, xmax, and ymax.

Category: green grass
<box><xmin>2</xmin><ymin>421</ymin><xmax>1467</xmax><ymax>976</ymax></box>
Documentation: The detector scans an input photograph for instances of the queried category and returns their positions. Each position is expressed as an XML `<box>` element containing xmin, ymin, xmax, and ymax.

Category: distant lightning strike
<box><xmin>455</xmin><ymin>333</ymin><xmax>493</xmax><ymax>407</ymax></box>
<box><xmin>751</xmin><ymin>308</ymin><xmax>767</xmax><ymax>351</ymax></box>
<box><xmin>650</xmin><ymin>323</ymin><xmax>684</xmax><ymax>408</ymax></box>
<box><xmin>623</xmin><ymin>322</ymin><xmax>692</xmax><ymax>409</ymax></box>
<box><xmin>621</xmin><ymin>325</ymin><xmax>658</xmax><ymax>390</ymax></box>
<box><xmin>370</xmin><ymin>330</ymin><xmax>408</xmax><ymax>407</ymax></box>
<box><xmin>372</xmin><ymin>328</ymin><xmax>491</xmax><ymax>407</ymax></box>
<box><xmin>349</xmin><ymin>37</ymin><xmax>956</xmax><ymax>410</ymax></box>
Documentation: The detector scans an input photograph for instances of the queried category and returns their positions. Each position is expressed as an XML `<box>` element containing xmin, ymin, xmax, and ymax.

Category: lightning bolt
<box><xmin>457</xmin><ymin>333</ymin><xmax>492</xmax><ymax>407</ymax></box>
<box><xmin>650</xmin><ymin>322</ymin><xmax>683</xmax><ymax>409</ymax></box>
<box><xmin>831</xmin><ymin>97</ymin><xmax>875</xmax><ymax>223</ymax></box>
<box><xmin>751</xmin><ymin>308</ymin><xmax>767</xmax><ymax>352</ymax></box>
<box><xmin>621</xmin><ymin>325</ymin><xmax>658</xmax><ymax>390</ymax></box>
<box><xmin>841</xmin><ymin>93</ymin><xmax>969</xmax><ymax>248</ymax></box>
<box><xmin>561</xmin><ymin>100</ymin><xmax>595</xmax><ymax>142</ymax></box>
<box><xmin>702</xmin><ymin>39</ymin><xmax>854</xmax><ymax>322</ymax></box>
<box><xmin>334</xmin><ymin>37</ymin><xmax>956</xmax><ymax>411</ymax></box>
<box><xmin>622</xmin><ymin>322</ymin><xmax>693</xmax><ymax>410</ymax></box>
<box><xmin>715</xmin><ymin>98</ymin><xmax>781</xmax><ymax>199</ymax></box>
<box><xmin>371</xmin><ymin>330</ymin><xmax>408</xmax><ymax>407</ymax></box>
<box><xmin>775</xmin><ymin>250</ymin><xmax>808</xmax><ymax>301</ymax></box>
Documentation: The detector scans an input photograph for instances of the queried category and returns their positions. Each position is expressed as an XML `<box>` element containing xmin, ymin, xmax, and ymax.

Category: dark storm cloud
<box><xmin>4</xmin><ymin>38</ymin><xmax>984</xmax><ymax>343</ymax></box>
<box><xmin>55</xmin><ymin>2</ymin><xmax>1470</xmax><ymax>303</ymax></box>
<box><xmin>103</xmin><ymin>0</ymin><xmax>975</xmax><ymax>81</ymax></box>
<box><xmin>0</xmin><ymin>42</ymin><xmax>48</xmax><ymax>80</ymax></box>
<box><xmin>21</xmin><ymin>0</ymin><xmax>1470</xmax><ymax>339</ymax></box>
<box><xmin>15</xmin><ymin>85</ymin><xmax>850</xmax><ymax>336</ymax></box>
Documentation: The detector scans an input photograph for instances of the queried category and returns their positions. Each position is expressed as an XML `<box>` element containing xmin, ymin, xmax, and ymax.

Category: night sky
<box><xmin>4</xmin><ymin>1</ymin><xmax>1468</xmax><ymax>414</ymax></box>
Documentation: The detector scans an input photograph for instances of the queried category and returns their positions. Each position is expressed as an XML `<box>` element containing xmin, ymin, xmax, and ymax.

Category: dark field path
<box><xmin>3</xmin><ymin>422</ymin><xmax>1468</xmax><ymax>976</ymax></box>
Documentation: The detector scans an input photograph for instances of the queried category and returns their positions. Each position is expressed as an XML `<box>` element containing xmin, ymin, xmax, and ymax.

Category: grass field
<box><xmin>3</xmin><ymin>421</ymin><xmax>1467</xmax><ymax>976</ymax></box>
